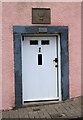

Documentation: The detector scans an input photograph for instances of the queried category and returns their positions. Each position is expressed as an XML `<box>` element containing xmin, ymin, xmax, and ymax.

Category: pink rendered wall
<box><xmin>2</xmin><ymin>2</ymin><xmax>81</xmax><ymax>110</ymax></box>
<box><xmin>0</xmin><ymin>2</ymin><xmax>2</xmax><ymax>110</ymax></box>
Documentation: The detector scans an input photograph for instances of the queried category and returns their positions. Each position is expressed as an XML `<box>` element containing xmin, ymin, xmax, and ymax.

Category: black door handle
<box><xmin>53</xmin><ymin>58</ymin><xmax>58</xmax><ymax>63</ymax></box>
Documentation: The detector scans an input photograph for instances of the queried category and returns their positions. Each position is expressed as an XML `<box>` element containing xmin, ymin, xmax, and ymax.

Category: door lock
<box><xmin>53</xmin><ymin>58</ymin><xmax>58</xmax><ymax>63</ymax></box>
<box><xmin>55</xmin><ymin>65</ymin><xmax>58</xmax><ymax>67</ymax></box>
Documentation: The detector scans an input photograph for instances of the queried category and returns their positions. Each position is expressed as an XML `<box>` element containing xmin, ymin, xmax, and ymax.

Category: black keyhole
<box><xmin>39</xmin><ymin>47</ymin><xmax>41</xmax><ymax>52</ymax></box>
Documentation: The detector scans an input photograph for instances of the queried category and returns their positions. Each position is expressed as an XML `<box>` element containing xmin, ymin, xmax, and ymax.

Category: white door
<box><xmin>22</xmin><ymin>36</ymin><xmax>59</xmax><ymax>102</ymax></box>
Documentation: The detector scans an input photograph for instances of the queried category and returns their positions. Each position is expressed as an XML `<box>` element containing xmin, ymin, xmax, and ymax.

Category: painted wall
<box><xmin>0</xmin><ymin>2</ymin><xmax>2</xmax><ymax>110</ymax></box>
<box><xmin>1</xmin><ymin>0</ymin><xmax>82</xmax><ymax>2</ymax></box>
<box><xmin>2</xmin><ymin>2</ymin><xmax>81</xmax><ymax>109</ymax></box>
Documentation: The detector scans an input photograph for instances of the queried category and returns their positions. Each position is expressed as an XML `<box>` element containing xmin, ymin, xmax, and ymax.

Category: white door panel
<box><xmin>22</xmin><ymin>37</ymin><xmax>58</xmax><ymax>102</ymax></box>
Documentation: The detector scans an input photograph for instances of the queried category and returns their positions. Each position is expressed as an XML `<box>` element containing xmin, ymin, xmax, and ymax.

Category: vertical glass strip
<box><xmin>38</xmin><ymin>54</ymin><xmax>42</xmax><ymax>65</ymax></box>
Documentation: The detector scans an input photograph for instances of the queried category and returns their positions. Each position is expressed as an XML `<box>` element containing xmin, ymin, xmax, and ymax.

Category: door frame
<box><xmin>13</xmin><ymin>26</ymin><xmax>69</xmax><ymax>108</ymax></box>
